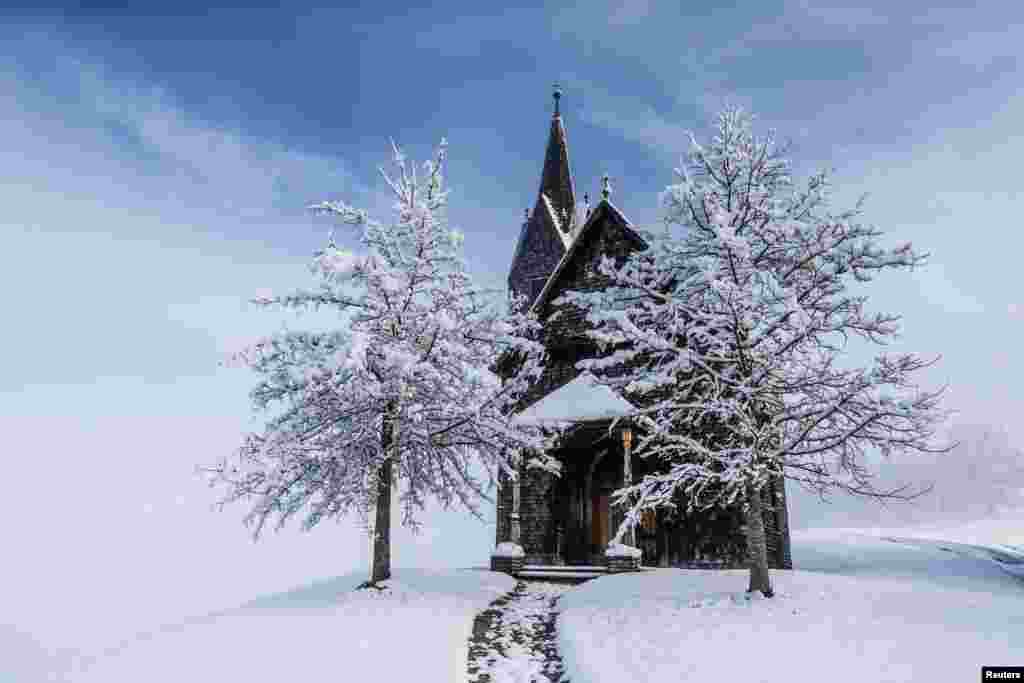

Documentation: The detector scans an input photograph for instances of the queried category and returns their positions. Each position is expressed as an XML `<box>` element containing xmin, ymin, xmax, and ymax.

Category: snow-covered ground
<box><xmin>813</xmin><ymin>510</ymin><xmax>1024</xmax><ymax>556</ymax></box>
<box><xmin>69</xmin><ymin>519</ymin><xmax>1024</xmax><ymax>683</ymax></box>
<box><xmin>468</xmin><ymin>582</ymin><xmax>570</xmax><ymax>683</ymax></box>
<box><xmin>75</xmin><ymin>569</ymin><xmax>514</xmax><ymax>683</ymax></box>
<box><xmin>558</xmin><ymin>528</ymin><xmax>1024</xmax><ymax>683</ymax></box>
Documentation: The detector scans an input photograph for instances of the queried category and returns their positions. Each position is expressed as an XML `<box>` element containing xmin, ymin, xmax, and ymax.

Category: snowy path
<box><xmin>466</xmin><ymin>581</ymin><xmax>572</xmax><ymax>683</ymax></box>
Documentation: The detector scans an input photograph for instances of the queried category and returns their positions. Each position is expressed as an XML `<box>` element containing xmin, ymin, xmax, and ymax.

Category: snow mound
<box><xmin>605</xmin><ymin>543</ymin><xmax>642</xmax><ymax>558</ymax></box>
<box><xmin>492</xmin><ymin>542</ymin><xmax>525</xmax><ymax>558</ymax></box>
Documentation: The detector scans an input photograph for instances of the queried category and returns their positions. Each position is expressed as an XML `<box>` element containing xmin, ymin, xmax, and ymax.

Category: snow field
<box><xmin>557</xmin><ymin>532</ymin><xmax>1024</xmax><ymax>683</ymax></box>
<box><xmin>77</xmin><ymin>568</ymin><xmax>515</xmax><ymax>683</ymax></box>
<box><xmin>75</xmin><ymin>525</ymin><xmax>1024</xmax><ymax>683</ymax></box>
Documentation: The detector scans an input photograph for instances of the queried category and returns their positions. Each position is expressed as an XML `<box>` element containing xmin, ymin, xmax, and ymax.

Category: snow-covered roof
<box><xmin>511</xmin><ymin>372</ymin><xmax>638</xmax><ymax>425</ymax></box>
<box><xmin>528</xmin><ymin>198</ymin><xmax>645</xmax><ymax>315</ymax></box>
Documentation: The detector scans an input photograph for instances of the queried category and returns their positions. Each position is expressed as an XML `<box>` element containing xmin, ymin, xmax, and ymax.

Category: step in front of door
<box><xmin>516</xmin><ymin>569</ymin><xmax>606</xmax><ymax>582</ymax></box>
<box><xmin>521</xmin><ymin>564</ymin><xmax>607</xmax><ymax>572</ymax></box>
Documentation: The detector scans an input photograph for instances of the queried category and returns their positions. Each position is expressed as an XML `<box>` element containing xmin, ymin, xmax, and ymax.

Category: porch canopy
<box><xmin>511</xmin><ymin>371</ymin><xmax>639</xmax><ymax>426</ymax></box>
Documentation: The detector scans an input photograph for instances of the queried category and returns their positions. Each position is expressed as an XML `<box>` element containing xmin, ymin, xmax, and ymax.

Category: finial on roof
<box><xmin>553</xmin><ymin>83</ymin><xmax>562</xmax><ymax>117</ymax></box>
<box><xmin>601</xmin><ymin>174</ymin><xmax>611</xmax><ymax>200</ymax></box>
<box><xmin>524</xmin><ymin>207</ymin><xmax>529</xmax><ymax>222</ymax></box>
<box><xmin>584</xmin><ymin>192</ymin><xmax>590</xmax><ymax>218</ymax></box>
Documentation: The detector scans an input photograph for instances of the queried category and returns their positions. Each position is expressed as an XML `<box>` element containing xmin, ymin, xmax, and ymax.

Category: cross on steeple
<box><xmin>553</xmin><ymin>83</ymin><xmax>562</xmax><ymax>117</ymax></box>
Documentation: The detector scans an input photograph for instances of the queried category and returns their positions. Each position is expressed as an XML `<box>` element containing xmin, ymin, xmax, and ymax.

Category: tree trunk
<box><xmin>657</xmin><ymin>511</ymin><xmax>670</xmax><ymax>568</ymax></box>
<box><xmin>744</xmin><ymin>482</ymin><xmax>774</xmax><ymax>597</ymax></box>
<box><xmin>370</xmin><ymin>458</ymin><xmax>392</xmax><ymax>584</ymax></box>
<box><xmin>773</xmin><ymin>475</ymin><xmax>794</xmax><ymax>570</ymax></box>
<box><xmin>370</xmin><ymin>408</ymin><xmax>396</xmax><ymax>585</ymax></box>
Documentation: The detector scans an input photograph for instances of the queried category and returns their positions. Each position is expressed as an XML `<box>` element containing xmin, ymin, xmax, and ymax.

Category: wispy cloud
<box><xmin>606</xmin><ymin>0</ymin><xmax>653</xmax><ymax>26</ymax></box>
<box><xmin>75</xmin><ymin>60</ymin><xmax>356</xmax><ymax>219</ymax></box>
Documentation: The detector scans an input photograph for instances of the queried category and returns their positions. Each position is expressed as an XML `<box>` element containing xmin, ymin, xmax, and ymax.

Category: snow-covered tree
<box><xmin>559</xmin><ymin>107</ymin><xmax>951</xmax><ymax>596</ymax></box>
<box><xmin>203</xmin><ymin>139</ymin><xmax>557</xmax><ymax>586</ymax></box>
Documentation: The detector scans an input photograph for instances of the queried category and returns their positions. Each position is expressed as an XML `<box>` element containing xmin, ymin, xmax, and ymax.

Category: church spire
<box><xmin>536</xmin><ymin>83</ymin><xmax>576</xmax><ymax>234</ymax></box>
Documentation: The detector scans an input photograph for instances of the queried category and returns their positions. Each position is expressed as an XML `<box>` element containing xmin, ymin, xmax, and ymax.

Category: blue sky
<box><xmin>5</xmin><ymin>1</ymin><xmax>1024</xmax><ymax>677</ymax></box>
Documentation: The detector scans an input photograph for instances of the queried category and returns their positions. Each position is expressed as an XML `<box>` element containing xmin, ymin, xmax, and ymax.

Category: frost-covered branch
<box><xmin>203</xmin><ymin>140</ymin><xmax>558</xmax><ymax>545</ymax></box>
<box><xmin>559</xmin><ymin>106</ymin><xmax>951</xmax><ymax>595</ymax></box>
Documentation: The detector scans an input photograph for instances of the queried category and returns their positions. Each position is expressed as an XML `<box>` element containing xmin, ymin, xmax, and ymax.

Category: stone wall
<box><xmin>606</xmin><ymin>555</ymin><xmax>641</xmax><ymax>573</ymax></box>
<box><xmin>494</xmin><ymin>469</ymin><xmax>513</xmax><ymax>547</ymax></box>
<box><xmin>490</xmin><ymin>555</ymin><xmax>525</xmax><ymax>575</ymax></box>
<box><xmin>519</xmin><ymin>465</ymin><xmax>558</xmax><ymax>564</ymax></box>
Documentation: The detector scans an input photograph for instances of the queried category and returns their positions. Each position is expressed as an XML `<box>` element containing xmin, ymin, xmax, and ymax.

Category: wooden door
<box><xmin>591</xmin><ymin>493</ymin><xmax>609</xmax><ymax>551</ymax></box>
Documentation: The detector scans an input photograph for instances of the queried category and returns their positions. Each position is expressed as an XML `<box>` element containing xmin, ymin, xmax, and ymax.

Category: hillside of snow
<box><xmin>73</xmin><ymin>569</ymin><xmax>514</xmax><ymax>683</ymax></box>
<box><xmin>62</xmin><ymin>516</ymin><xmax>1024</xmax><ymax>683</ymax></box>
<box><xmin>558</xmin><ymin>529</ymin><xmax>1023</xmax><ymax>683</ymax></box>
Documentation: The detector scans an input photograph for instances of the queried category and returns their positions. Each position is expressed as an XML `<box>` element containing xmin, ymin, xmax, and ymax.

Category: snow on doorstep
<box><xmin>511</xmin><ymin>372</ymin><xmax>637</xmax><ymax>425</ymax></box>
<box><xmin>605</xmin><ymin>543</ymin><xmax>641</xmax><ymax>558</ymax></box>
<box><xmin>76</xmin><ymin>569</ymin><xmax>515</xmax><ymax>683</ymax></box>
<box><xmin>492</xmin><ymin>542</ymin><xmax>525</xmax><ymax>558</ymax></box>
<box><xmin>558</xmin><ymin>531</ymin><xmax>1024</xmax><ymax>683</ymax></box>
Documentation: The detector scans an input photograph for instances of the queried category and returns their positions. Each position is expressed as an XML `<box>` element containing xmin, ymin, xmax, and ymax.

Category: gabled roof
<box><xmin>529</xmin><ymin>198</ymin><xmax>647</xmax><ymax>314</ymax></box>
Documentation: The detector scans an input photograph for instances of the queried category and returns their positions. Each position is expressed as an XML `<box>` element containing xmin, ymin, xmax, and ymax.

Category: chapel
<box><xmin>490</xmin><ymin>87</ymin><xmax>793</xmax><ymax>576</ymax></box>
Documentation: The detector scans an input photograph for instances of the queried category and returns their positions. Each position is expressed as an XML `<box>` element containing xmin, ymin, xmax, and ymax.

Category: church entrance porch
<box><xmin>495</xmin><ymin>425</ymin><xmax>766</xmax><ymax>571</ymax></box>
<box><xmin>554</xmin><ymin>438</ymin><xmax>674</xmax><ymax>567</ymax></box>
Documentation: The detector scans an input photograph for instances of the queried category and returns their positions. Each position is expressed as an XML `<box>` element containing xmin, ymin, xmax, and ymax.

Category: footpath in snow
<box><xmin>68</xmin><ymin>519</ymin><xmax>1024</xmax><ymax>683</ymax></box>
<box><xmin>467</xmin><ymin>581</ymin><xmax>571</xmax><ymax>683</ymax></box>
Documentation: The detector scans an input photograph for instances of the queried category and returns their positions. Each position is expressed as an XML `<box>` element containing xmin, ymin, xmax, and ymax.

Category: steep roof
<box><xmin>508</xmin><ymin>90</ymin><xmax>579</xmax><ymax>307</ymax></box>
<box><xmin>529</xmin><ymin>198</ymin><xmax>647</xmax><ymax>314</ymax></box>
<box><xmin>536</xmin><ymin>112</ymin><xmax>576</xmax><ymax>239</ymax></box>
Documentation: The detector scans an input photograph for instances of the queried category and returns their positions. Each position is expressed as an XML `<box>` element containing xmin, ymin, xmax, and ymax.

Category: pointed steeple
<box><xmin>536</xmin><ymin>83</ymin><xmax>576</xmax><ymax>236</ymax></box>
<box><xmin>508</xmin><ymin>86</ymin><xmax>580</xmax><ymax>307</ymax></box>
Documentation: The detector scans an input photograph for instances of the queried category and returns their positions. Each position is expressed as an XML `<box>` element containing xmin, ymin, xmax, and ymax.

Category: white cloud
<box><xmin>2</xmin><ymin>47</ymin><xmax>357</xmax><ymax>230</ymax></box>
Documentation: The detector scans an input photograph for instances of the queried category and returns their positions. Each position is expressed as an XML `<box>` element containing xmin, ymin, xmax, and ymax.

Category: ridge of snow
<box><xmin>541</xmin><ymin>192</ymin><xmax>575</xmax><ymax>250</ymax></box>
